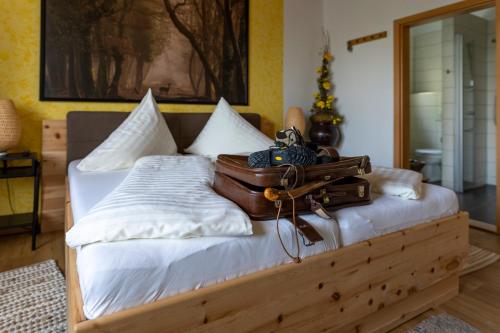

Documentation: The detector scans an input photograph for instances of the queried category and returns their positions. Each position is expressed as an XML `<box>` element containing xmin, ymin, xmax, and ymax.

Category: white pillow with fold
<box><xmin>77</xmin><ymin>89</ymin><xmax>177</xmax><ymax>172</ymax></box>
<box><xmin>361</xmin><ymin>166</ymin><xmax>423</xmax><ymax>200</ymax></box>
<box><xmin>185</xmin><ymin>97</ymin><xmax>274</xmax><ymax>160</ymax></box>
<box><xmin>66</xmin><ymin>155</ymin><xmax>252</xmax><ymax>247</ymax></box>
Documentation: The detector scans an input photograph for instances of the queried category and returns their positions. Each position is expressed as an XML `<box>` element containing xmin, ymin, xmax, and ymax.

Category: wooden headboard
<box><xmin>41</xmin><ymin>112</ymin><xmax>261</xmax><ymax>232</ymax></box>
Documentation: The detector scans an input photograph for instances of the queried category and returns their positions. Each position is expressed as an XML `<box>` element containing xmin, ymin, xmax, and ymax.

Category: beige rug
<box><xmin>461</xmin><ymin>245</ymin><xmax>500</xmax><ymax>276</ymax></box>
<box><xmin>0</xmin><ymin>260</ymin><xmax>66</xmax><ymax>333</ymax></box>
<box><xmin>407</xmin><ymin>314</ymin><xmax>481</xmax><ymax>332</ymax></box>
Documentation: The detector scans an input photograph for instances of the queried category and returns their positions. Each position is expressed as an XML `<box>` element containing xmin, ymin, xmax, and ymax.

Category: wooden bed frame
<box><xmin>42</xmin><ymin>119</ymin><xmax>469</xmax><ymax>333</ymax></box>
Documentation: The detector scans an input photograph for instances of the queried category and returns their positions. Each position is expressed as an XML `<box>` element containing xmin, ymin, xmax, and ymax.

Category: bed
<box><xmin>41</xmin><ymin>112</ymin><xmax>469</xmax><ymax>333</ymax></box>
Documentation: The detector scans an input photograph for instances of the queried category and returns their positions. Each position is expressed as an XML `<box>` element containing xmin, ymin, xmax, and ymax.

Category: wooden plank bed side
<box><xmin>42</xmin><ymin>120</ymin><xmax>67</xmax><ymax>232</ymax></box>
<box><xmin>65</xmin><ymin>183</ymin><xmax>86</xmax><ymax>332</ymax></box>
<box><xmin>335</xmin><ymin>274</ymin><xmax>459</xmax><ymax>333</ymax></box>
<box><xmin>66</xmin><ymin>208</ymin><xmax>468</xmax><ymax>333</ymax></box>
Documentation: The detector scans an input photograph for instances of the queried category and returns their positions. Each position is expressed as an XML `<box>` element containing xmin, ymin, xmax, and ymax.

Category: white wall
<box><xmin>322</xmin><ymin>0</ymin><xmax>459</xmax><ymax>166</ymax></box>
<box><xmin>284</xmin><ymin>0</ymin><xmax>325</xmax><ymax>128</ymax></box>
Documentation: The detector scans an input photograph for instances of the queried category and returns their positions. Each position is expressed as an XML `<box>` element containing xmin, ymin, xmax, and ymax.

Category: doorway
<box><xmin>394</xmin><ymin>0</ymin><xmax>500</xmax><ymax>232</ymax></box>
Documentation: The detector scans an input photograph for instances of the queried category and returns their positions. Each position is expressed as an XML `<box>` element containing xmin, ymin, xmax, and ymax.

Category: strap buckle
<box><xmin>280</xmin><ymin>164</ymin><xmax>306</xmax><ymax>189</ymax></box>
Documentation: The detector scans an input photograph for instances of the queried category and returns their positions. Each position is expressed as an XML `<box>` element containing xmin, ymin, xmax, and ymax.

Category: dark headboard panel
<box><xmin>66</xmin><ymin>111</ymin><xmax>261</xmax><ymax>163</ymax></box>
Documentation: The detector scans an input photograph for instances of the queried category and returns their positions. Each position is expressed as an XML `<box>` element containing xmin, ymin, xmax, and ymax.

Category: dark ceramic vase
<box><xmin>309</xmin><ymin>121</ymin><xmax>340</xmax><ymax>146</ymax></box>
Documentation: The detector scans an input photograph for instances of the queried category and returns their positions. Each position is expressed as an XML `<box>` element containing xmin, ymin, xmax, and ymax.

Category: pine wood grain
<box><xmin>3</xmin><ymin>222</ymin><xmax>500</xmax><ymax>332</ymax></box>
<box><xmin>41</xmin><ymin>120</ymin><xmax>67</xmax><ymax>233</ymax></box>
<box><xmin>390</xmin><ymin>228</ymin><xmax>500</xmax><ymax>333</ymax></box>
<box><xmin>64</xmin><ymin>207</ymin><xmax>467</xmax><ymax>333</ymax></box>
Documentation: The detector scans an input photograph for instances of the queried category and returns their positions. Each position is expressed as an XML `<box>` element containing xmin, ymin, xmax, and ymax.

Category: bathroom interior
<box><xmin>410</xmin><ymin>7</ymin><xmax>497</xmax><ymax>226</ymax></box>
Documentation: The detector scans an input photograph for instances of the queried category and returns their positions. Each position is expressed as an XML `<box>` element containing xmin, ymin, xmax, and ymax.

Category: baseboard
<box><xmin>469</xmin><ymin>219</ymin><xmax>497</xmax><ymax>233</ymax></box>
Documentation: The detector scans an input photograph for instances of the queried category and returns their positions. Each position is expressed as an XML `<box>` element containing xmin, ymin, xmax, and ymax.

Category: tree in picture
<box><xmin>41</xmin><ymin>0</ymin><xmax>249</xmax><ymax>104</ymax></box>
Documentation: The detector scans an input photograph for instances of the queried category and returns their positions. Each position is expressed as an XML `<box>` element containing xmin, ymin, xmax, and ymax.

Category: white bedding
<box><xmin>67</xmin><ymin>156</ymin><xmax>252</xmax><ymax>247</ymax></box>
<box><xmin>68</xmin><ymin>161</ymin><xmax>459</xmax><ymax>319</ymax></box>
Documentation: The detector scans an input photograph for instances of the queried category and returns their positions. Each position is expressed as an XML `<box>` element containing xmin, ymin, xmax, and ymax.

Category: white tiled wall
<box><xmin>440</xmin><ymin>14</ymin><xmax>493</xmax><ymax>189</ymax></box>
<box><xmin>410</xmin><ymin>14</ymin><xmax>495</xmax><ymax>190</ymax></box>
<box><xmin>460</xmin><ymin>14</ymin><xmax>487</xmax><ymax>186</ymax></box>
<box><xmin>410</xmin><ymin>92</ymin><xmax>442</xmax><ymax>152</ymax></box>
<box><xmin>441</xmin><ymin>18</ymin><xmax>455</xmax><ymax>189</ymax></box>
<box><xmin>410</xmin><ymin>23</ymin><xmax>443</xmax><ymax>159</ymax></box>
<box><xmin>485</xmin><ymin>19</ymin><xmax>497</xmax><ymax>185</ymax></box>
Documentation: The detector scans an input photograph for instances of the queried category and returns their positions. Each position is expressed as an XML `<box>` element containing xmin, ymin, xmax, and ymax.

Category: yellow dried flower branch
<box><xmin>310</xmin><ymin>44</ymin><xmax>344</xmax><ymax>125</ymax></box>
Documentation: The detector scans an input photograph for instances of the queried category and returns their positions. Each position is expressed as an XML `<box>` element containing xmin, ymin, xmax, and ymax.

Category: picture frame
<box><xmin>40</xmin><ymin>0</ymin><xmax>249</xmax><ymax>105</ymax></box>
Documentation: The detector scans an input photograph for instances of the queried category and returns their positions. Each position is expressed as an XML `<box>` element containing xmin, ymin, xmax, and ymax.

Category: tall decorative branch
<box><xmin>311</xmin><ymin>30</ymin><xmax>343</xmax><ymax>125</ymax></box>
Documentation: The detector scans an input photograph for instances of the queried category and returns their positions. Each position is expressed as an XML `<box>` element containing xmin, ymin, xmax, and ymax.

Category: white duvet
<box><xmin>67</xmin><ymin>160</ymin><xmax>459</xmax><ymax>319</ymax></box>
<box><xmin>66</xmin><ymin>155</ymin><xmax>252</xmax><ymax>247</ymax></box>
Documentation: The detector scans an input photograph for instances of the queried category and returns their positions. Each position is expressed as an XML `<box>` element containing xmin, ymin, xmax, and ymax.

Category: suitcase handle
<box><xmin>264</xmin><ymin>178</ymin><xmax>336</xmax><ymax>202</ymax></box>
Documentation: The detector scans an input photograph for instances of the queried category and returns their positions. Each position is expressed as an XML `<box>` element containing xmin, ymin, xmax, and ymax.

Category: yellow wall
<box><xmin>0</xmin><ymin>0</ymin><xmax>283</xmax><ymax>215</ymax></box>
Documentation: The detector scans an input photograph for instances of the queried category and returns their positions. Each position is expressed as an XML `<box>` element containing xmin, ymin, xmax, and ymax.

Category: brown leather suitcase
<box><xmin>215</xmin><ymin>154</ymin><xmax>371</xmax><ymax>189</ymax></box>
<box><xmin>214</xmin><ymin>172</ymin><xmax>371</xmax><ymax>220</ymax></box>
<box><xmin>214</xmin><ymin>153</ymin><xmax>371</xmax><ymax>259</ymax></box>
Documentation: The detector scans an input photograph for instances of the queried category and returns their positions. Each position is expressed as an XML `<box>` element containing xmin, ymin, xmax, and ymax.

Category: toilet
<box><xmin>414</xmin><ymin>148</ymin><xmax>442</xmax><ymax>182</ymax></box>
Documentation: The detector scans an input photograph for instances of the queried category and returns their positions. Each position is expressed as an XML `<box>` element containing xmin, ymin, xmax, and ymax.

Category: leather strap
<box><xmin>274</xmin><ymin>189</ymin><xmax>339</xmax><ymax>263</ymax></box>
<box><xmin>295</xmin><ymin>165</ymin><xmax>305</xmax><ymax>186</ymax></box>
<box><xmin>307</xmin><ymin>195</ymin><xmax>341</xmax><ymax>248</ymax></box>
<box><xmin>317</xmin><ymin>146</ymin><xmax>340</xmax><ymax>160</ymax></box>
<box><xmin>286</xmin><ymin>216</ymin><xmax>323</xmax><ymax>245</ymax></box>
<box><xmin>265</xmin><ymin>179</ymin><xmax>335</xmax><ymax>202</ymax></box>
<box><xmin>275</xmin><ymin>194</ymin><xmax>302</xmax><ymax>263</ymax></box>
<box><xmin>280</xmin><ymin>164</ymin><xmax>306</xmax><ymax>188</ymax></box>
<box><xmin>309</xmin><ymin>195</ymin><xmax>336</xmax><ymax>219</ymax></box>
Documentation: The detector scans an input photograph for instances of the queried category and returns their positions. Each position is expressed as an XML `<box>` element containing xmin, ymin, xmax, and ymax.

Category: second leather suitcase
<box><xmin>214</xmin><ymin>172</ymin><xmax>371</xmax><ymax>220</ymax></box>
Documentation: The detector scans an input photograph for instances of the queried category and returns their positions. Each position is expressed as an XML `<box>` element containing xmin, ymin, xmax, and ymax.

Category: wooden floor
<box><xmin>0</xmin><ymin>231</ymin><xmax>65</xmax><ymax>273</ymax></box>
<box><xmin>0</xmin><ymin>228</ymin><xmax>499</xmax><ymax>333</ymax></box>
<box><xmin>391</xmin><ymin>227</ymin><xmax>500</xmax><ymax>333</ymax></box>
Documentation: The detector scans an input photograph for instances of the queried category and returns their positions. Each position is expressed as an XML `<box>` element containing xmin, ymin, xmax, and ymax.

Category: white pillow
<box><xmin>185</xmin><ymin>98</ymin><xmax>274</xmax><ymax>160</ymax></box>
<box><xmin>77</xmin><ymin>89</ymin><xmax>177</xmax><ymax>172</ymax></box>
<box><xmin>66</xmin><ymin>155</ymin><xmax>252</xmax><ymax>247</ymax></box>
<box><xmin>361</xmin><ymin>166</ymin><xmax>423</xmax><ymax>200</ymax></box>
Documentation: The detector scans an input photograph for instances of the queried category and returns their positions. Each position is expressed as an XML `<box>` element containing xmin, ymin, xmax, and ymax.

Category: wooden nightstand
<box><xmin>0</xmin><ymin>152</ymin><xmax>41</xmax><ymax>250</ymax></box>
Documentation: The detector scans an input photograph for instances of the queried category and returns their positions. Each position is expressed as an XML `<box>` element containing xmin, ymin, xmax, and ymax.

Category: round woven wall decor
<box><xmin>0</xmin><ymin>99</ymin><xmax>21</xmax><ymax>153</ymax></box>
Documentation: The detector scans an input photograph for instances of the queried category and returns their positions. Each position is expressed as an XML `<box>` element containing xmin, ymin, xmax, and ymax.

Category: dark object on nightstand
<box><xmin>409</xmin><ymin>159</ymin><xmax>429</xmax><ymax>182</ymax></box>
<box><xmin>0</xmin><ymin>152</ymin><xmax>41</xmax><ymax>250</ymax></box>
<box><xmin>409</xmin><ymin>159</ymin><xmax>426</xmax><ymax>173</ymax></box>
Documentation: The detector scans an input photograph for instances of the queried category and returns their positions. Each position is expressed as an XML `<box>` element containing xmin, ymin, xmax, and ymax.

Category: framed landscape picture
<box><xmin>40</xmin><ymin>0</ymin><xmax>249</xmax><ymax>105</ymax></box>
